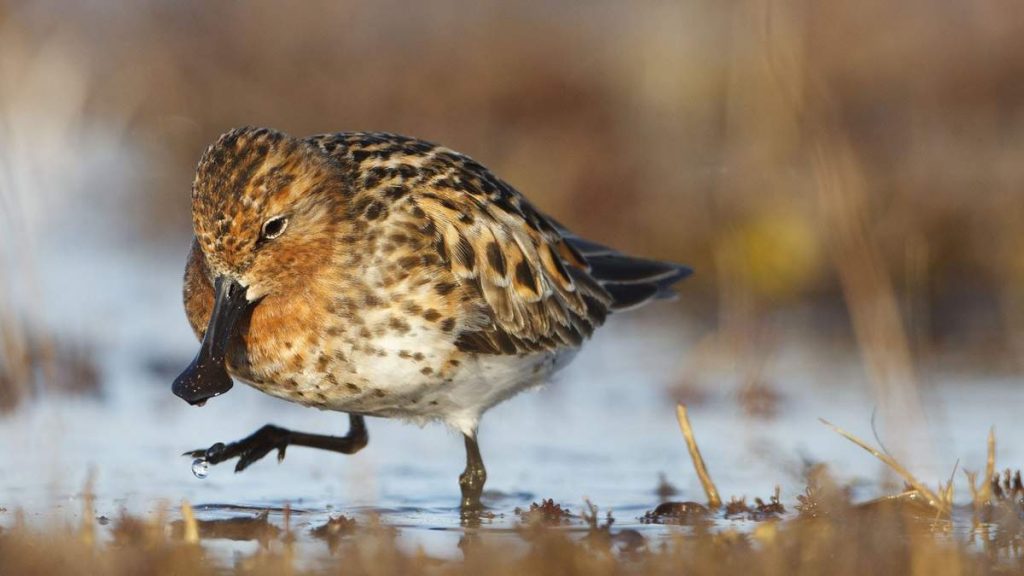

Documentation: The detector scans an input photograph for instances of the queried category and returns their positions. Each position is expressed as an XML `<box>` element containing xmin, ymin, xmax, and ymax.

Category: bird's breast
<box><xmin>226</xmin><ymin>288</ymin><xmax>465</xmax><ymax>410</ymax></box>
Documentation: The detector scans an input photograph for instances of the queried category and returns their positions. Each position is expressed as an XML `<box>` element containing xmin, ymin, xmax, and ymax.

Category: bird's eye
<box><xmin>261</xmin><ymin>216</ymin><xmax>288</xmax><ymax>240</ymax></box>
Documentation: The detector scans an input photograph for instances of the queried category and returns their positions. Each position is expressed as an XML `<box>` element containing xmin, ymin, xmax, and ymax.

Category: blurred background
<box><xmin>1</xmin><ymin>0</ymin><xmax>1023</xmax><ymax>534</ymax></box>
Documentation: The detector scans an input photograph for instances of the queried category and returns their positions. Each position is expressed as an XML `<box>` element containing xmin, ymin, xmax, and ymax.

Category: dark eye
<box><xmin>261</xmin><ymin>216</ymin><xmax>288</xmax><ymax>240</ymax></box>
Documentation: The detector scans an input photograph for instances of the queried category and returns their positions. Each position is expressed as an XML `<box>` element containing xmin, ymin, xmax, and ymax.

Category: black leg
<box><xmin>459</xmin><ymin>433</ymin><xmax>487</xmax><ymax>511</ymax></box>
<box><xmin>185</xmin><ymin>414</ymin><xmax>368</xmax><ymax>472</ymax></box>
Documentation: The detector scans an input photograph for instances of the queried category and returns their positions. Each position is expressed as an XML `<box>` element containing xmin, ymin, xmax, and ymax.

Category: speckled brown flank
<box><xmin>388</xmin><ymin>316</ymin><xmax>411</xmax><ymax>334</ymax></box>
<box><xmin>364</xmin><ymin>201</ymin><xmax>386</xmax><ymax>221</ymax></box>
<box><xmin>423</xmin><ymin>309</ymin><xmax>441</xmax><ymax>322</ymax></box>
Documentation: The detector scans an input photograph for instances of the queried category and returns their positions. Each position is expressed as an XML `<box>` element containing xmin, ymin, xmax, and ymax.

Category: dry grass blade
<box><xmin>180</xmin><ymin>500</ymin><xmax>199</xmax><ymax>544</ymax></box>
<box><xmin>980</xmin><ymin>427</ymin><xmax>996</xmax><ymax>503</ymax></box>
<box><xmin>819</xmin><ymin>418</ymin><xmax>946</xmax><ymax>513</ymax></box>
<box><xmin>79</xmin><ymin>472</ymin><xmax>96</xmax><ymax>547</ymax></box>
<box><xmin>676</xmin><ymin>404</ymin><xmax>721</xmax><ymax>509</ymax></box>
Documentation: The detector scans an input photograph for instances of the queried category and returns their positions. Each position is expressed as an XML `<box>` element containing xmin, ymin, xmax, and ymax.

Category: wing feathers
<box><xmin>366</xmin><ymin>138</ymin><xmax>690</xmax><ymax>356</ymax></box>
<box><xmin>415</xmin><ymin>192</ymin><xmax>610</xmax><ymax>355</ymax></box>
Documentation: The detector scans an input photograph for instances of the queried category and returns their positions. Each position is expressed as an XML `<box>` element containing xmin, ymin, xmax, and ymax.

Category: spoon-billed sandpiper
<box><xmin>172</xmin><ymin>127</ymin><xmax>691</xmax><ymax>511</ymax></box>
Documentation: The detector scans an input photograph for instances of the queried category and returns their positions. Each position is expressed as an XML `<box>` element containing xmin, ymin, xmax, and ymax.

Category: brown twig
<box><xmin>676</xmin><ymin>404</ymin><xmax>721</xmax><ymax>509</ymax></box>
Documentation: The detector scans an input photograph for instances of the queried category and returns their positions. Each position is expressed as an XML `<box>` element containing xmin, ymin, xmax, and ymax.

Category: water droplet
<box><xmin>191</xmin><ymin>458</ymin><xmax>209</xmax><ymax>479</ymax></box>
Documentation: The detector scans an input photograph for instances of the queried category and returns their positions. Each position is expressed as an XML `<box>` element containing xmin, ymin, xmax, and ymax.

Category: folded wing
<box><xmin>414</xmin><ymin>157</ymin><xmax>690</xmax><ymax>355</ymax></box>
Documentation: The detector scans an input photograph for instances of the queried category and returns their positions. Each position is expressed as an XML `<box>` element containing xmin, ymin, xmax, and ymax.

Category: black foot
<box><xmin>185</xmin><ymin>424</ymin><xmax>291</xmax><ymax>472</ymax></box>
<box><xmin>184</xmin><ymin>415</ymin><xmax>368</xmax><ymax>474</ymax></box>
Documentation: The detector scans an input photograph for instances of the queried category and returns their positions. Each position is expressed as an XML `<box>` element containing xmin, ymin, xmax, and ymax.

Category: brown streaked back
<box><xmin>308</xmin><ymin>131</ymin><xmax>691</xmax><ymax>355</ymax></box>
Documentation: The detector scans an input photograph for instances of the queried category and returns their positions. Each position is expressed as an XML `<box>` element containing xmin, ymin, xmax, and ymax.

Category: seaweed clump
<box><xmin>515</xmin><ymin>499</ymin><xmax>573</xmax><ymax>526</ymax></box>
<box><xmin>723</xmin><ymin>488</ymin><xmax>786</xmax><ymax>521</ymax></box>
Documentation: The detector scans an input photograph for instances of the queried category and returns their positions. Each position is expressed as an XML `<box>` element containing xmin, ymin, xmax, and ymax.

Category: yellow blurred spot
<box><xmin>721</xmin><ymin>211</ymin><xmax>822</xmax><ymax>300</ymax></box>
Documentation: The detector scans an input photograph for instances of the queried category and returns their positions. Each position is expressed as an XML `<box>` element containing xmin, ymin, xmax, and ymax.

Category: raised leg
<box><xmin>459</xmin><ymin>433</ymin><xmax>487</xmax><ymax>511</ymax></box>
<box><xmin>185</xmin><ymin>414</ymin><xmax>368</xmax><ymax>472</ymax></box>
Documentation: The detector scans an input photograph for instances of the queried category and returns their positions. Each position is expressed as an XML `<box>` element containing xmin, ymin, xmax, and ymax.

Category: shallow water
<box><xmin>3</xmin><ymin>231</ymin><xmax>1024</xmax><ymax>559</ymax></box>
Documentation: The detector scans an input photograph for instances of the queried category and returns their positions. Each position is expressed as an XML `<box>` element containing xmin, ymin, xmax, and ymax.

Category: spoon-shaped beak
<box><xmin>172</xmin><ymin>276</ymin><xmax>250</xmax><ymax>406</ymax></box>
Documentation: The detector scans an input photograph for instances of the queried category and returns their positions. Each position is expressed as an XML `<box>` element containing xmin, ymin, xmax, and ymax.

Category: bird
<box><xmin>172</xmin><ymin>126</ymin><xmax>691</xmax><ymax>512</ymax></box>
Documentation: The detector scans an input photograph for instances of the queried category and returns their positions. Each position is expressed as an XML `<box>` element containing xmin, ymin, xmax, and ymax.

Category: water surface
<box><xmin>1</xmin><ymin>238</ymin><xmax>1021</xmax><ymax>558</ymax></box>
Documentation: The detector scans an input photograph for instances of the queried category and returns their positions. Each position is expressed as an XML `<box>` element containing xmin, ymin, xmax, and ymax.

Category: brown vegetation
<box><xmin>0</xmin><ymin>326</ymin><xmax>100</xmax><ymax>413</ymax></box>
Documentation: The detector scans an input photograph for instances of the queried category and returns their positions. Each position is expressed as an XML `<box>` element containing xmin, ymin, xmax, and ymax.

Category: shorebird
<box><xmin>172</xmin><ymin>127</ymin><xmax>691</xmax><ymax>511</ymax></box>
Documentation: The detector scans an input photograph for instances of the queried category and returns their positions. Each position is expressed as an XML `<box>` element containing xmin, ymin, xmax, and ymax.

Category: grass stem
<box><xmin>676</xmin><ymin>404</ymin><xmax>721</xmax><ymax>509</ymax></box>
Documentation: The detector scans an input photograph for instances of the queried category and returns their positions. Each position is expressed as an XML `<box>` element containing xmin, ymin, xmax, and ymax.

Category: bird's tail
<box><xmin>563</xmin><ymin>234</ymin><xmax>692</xmax><ymax>312</ymax></box>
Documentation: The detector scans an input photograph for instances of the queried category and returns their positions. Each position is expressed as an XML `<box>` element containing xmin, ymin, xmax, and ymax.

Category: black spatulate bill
<box><xmin>172</xmin><ymin>276</ymin><xmax>251</xmax><ymax>406</ymax></box>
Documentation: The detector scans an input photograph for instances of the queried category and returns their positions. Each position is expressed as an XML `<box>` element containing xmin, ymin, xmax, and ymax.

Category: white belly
<box><xmin>244</xmin><ymin>312</ymin><xmax>581</xmax><ymax>436</ymax></box>
<box><xmin>339</xmin><ymin>348</ymin><xmax>576</xmax><ymax>436</ymax></box>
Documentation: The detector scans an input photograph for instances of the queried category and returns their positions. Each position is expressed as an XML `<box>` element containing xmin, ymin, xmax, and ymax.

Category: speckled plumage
<box><xmin>181</xmin><ymin>127</ymin><xmax>690</xmax><ymax>497</ymax></box>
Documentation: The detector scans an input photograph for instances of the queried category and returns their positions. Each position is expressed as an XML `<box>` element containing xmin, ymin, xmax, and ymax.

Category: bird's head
<box><xmin>173</xmin><ymin>126</ymin><xmax>347</xmax><ymax>406</ymax></box>
<box><xmin>191</xmin><ymin>126</ymin><xmax>347</xmax><ymax>300</ymax></box>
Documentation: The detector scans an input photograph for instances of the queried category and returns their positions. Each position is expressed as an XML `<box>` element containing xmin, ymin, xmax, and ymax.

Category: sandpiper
<box><xmin>173</xmin><ymin>127</ymin><xmax>691</xmax><ymax>510</ymax></box>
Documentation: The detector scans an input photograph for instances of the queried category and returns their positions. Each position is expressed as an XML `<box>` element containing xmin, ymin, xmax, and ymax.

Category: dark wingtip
<box><xmin>605</xmin><ymin>283</ymin><xmax>660</xmax><ymax>311</ymax></box>
<box><xmin>601</xmin><ymin>261</ymin><xmax>692</xmax><ymax>311</ymax></box>
<box><xmin>660</xmin><ymin>264</ymin><xmax>693</xmax><ymax>286</ymax></box>
<box><xmin>582</xmin><ymin>252</ymin><xmax>693</xmax><ymax>286</ymax></box>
